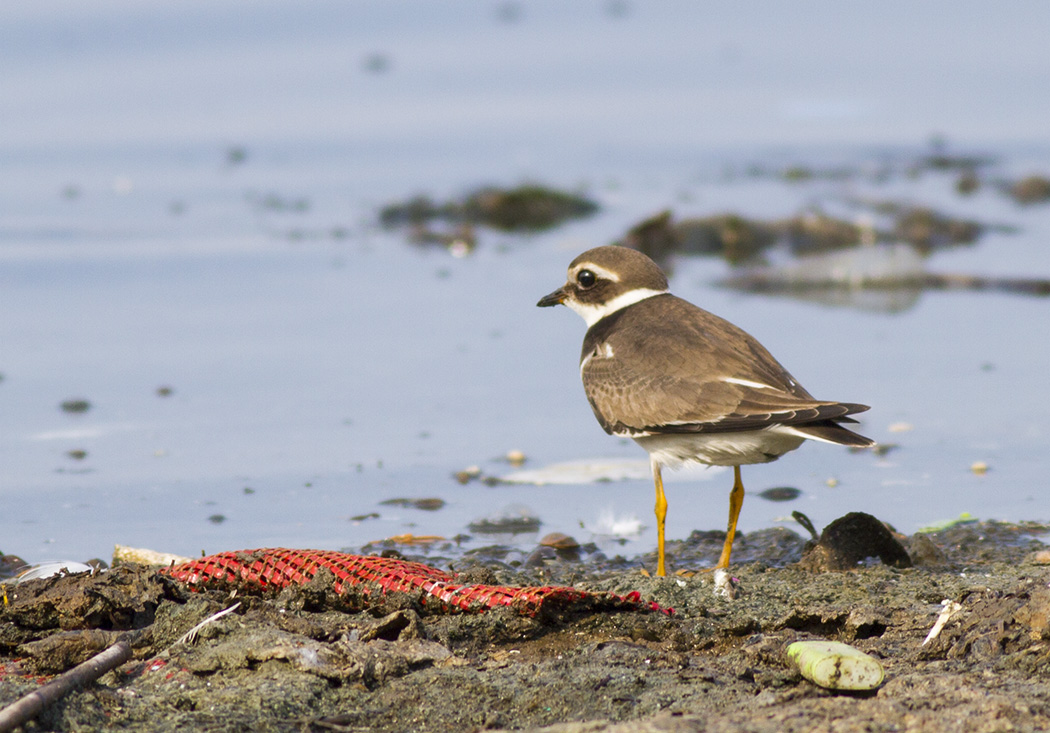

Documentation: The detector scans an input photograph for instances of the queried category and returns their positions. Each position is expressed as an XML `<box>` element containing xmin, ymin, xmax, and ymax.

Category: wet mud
<box><xmin>4</xmin><ymin>520</ymin><xmax>1050</xmax><ymax>732</ymax></box>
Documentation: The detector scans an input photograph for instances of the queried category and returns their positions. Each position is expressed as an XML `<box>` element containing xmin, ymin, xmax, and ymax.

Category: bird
<box><xmin>537</xmin><ymin>245</ymin><xmax>874</xmax><ymax>578</ymax></box>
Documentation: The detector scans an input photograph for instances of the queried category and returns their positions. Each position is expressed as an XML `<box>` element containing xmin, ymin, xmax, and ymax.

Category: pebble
<box><xmin>539</xmin><ymin>532</ymin><xmax>579</xmax><ymax>549</ymax></box>
<box><xmin>505</xmin><ymin>449</ymin><xmax>527</xmax><ymax>466</ymax></box>
<box><xmin>1030</xmin><ymin>550</ymin><xmax>1050</xmax><ymax>565</ymax></box>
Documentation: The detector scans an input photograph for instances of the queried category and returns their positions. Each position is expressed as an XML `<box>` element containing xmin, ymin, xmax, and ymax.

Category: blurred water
<box><xmin>2</xmin><ymin>2</ymin><xmax>1049</xmax><ymax>564</ymax></box>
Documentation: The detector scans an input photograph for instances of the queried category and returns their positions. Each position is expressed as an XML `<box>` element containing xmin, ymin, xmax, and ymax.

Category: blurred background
<box><xmin>2</xmin><ymin>1</ymin><xmax>1049</xmax><ymax>565</ymax></box>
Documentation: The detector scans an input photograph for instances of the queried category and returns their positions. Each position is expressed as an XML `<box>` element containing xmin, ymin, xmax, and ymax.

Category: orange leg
<box><xmin>714</xmin><ymin>465</ymin><xmax>745</xmax><ymax>570</ymax></box>
<box><xmin>652</xmin><ymin>458</ymin><xmax>668</xmax><ymax>576</ymax></box>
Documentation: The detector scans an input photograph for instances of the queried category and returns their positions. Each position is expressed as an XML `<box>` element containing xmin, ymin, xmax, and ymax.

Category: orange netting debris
<box><xmin>161</xmin><ymin>548</ymin><xmax>669</xmax><ymax>617</ymax></box>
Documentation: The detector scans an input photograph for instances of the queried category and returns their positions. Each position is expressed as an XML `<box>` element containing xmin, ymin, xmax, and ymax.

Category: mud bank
<box><xmin>3</xmin><ymin>520</ymin><xmax>1050</xmax><ymax>732</ymax></box>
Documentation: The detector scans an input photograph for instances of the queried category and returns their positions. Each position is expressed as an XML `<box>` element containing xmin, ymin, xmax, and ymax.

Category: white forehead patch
<box><xmin>566</xmin><ymin>287</ymin><xmax>666</xmax><ymax>327</ymax></box>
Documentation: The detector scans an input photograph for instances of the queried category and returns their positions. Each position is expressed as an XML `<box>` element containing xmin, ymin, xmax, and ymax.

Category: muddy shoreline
<box><xmin>3</xmin><ymin>520</ymin><xmax>1050</xmax><ymax>732</ymax></box>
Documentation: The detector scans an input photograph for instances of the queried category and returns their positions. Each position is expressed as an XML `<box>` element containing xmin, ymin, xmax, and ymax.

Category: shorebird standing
<box><xmin>538</xmin><ymin>245</ymin><xmax>874</xmax><ymax>577</ymax></box>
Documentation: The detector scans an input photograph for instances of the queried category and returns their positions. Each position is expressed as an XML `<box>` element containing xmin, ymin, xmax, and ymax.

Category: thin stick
<box><xmin>0</xmin><ymin>637</ymin><xmax>132</xmax><ymax>733</ymax></box>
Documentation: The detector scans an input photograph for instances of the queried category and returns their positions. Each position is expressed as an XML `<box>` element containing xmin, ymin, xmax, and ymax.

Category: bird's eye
<box><xmin>576</xmin><ymin>269</ymin><xmax>597</xmax><ymax>288</ymax></box>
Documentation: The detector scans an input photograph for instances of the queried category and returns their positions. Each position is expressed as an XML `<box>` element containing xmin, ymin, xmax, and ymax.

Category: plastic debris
<box><xmin>161</xmin><ymin>547</ymin><xmax>670</xmax><ymax>617</ymax></box>
<box><xmin>9</xmin><ymin>562</ymin><xmax>94</xmax><ymax>584</ymax></box>
<box><xmin>917</xmin><ymin>512</ymin><xmax>978</xmax><ymax>533</ymax></box>
<box><xmin>113</xmin><ymin>545</ymin><xmax>193</xmax><ymax>567</ymax></box>
<box><xmin>786</xmin><ymin>640</ymin><xmax>885</xmax><ymax>691</ymax></box>
<box><xmin>923</xmin><ymin>599</ymin><xmax>964</xmax><ymax>646</ymax></box>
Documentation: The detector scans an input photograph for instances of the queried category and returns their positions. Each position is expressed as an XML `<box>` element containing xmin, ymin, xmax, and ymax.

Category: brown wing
<box><xmin>580</xmin><ymin>294</ymin><xmax>870</xmax><ymax>440</ymax></box>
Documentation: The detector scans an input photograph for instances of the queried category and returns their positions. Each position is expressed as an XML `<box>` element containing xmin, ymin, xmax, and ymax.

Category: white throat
<box><xmin>567</xmin><ymin>287</ymin><xmax>667</xmax><ymax>327</ymax></box>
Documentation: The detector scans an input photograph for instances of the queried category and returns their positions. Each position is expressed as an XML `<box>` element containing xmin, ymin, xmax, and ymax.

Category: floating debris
<box><xmin>453</xmin><ymin>465</ymin><xmax>483</xmax><ymax>484</ymax></box>
<box><xmin>917</xmin><ymin>512</ymin><xmax>978</xmax><ymax>533</ymax></box>
<box><xmin>249</xmin><ymin>191</ymin><xmax>310</xmax><ymax>213</ymax></box>
<box><xmin>970</xmin><ymin>461</ymin><xmax>990</xmax><ymax>475</ymax></box>
<box><xmin>758</xmin><ymin>486</ymin><xmax>801</xmax><ymax>502</ymax></box>
<box><xmin>891</xmin><ymin>206</ymin><xmax>983</xmax><ymax>250</ymax></box>
<box><xmin>60</xmin><ymin>399</ymin><xmax>91</xmax><ymax>414</ymax></box>
<box><xmin>671</xmin><ymin>212</ymin><xmax>778</xmax><ymax>264</ymax></box>
<box><xmin>468</xmin><ymin>505</ymin><xmax>541</xmax><ymax>535</ymax></box>
<box><xmin>955</xmin><ymin>171</ymin><xmax>981</xmax><ymax>195</ymax></box>
<box><xmin>225</xmin><ymin>146</ymin><xmax>248</xmax><ymax>166</ymax></box>
<box><xmin>380</xmin><ymin>498</ymin><xmax>447</xmax><ymax>511</ymax></box>
<box><xmin>504</xmin><ymin>449</ymin><xmax>527</xmax><ymax>467</ymax></box>
<box><xmin>868</xmin><ymin>442</ymin><xmax>899</xmax><ymax>457</ymax></box>
<box><xmin>405</xmin><ymin>222</ymin><xmax>477</xmax><ymax>257</ymax></box>
<box><xmin>463</xmin><ymin>185</ymin><xmax>598</xmax><ymax>232</ymax></box>
<box><xmin>1007</xmin><ymin>175</ymin><xmax>1050</xmax><ymax>204</ymax></box>
<box><xmin>617</xmin><ymin>210</ymin><xmax>680</xmax><ymax>266</ymax></box>
<box><xmin>620</xmin><ymin>199</ymin><xmax>1016</xmax><ymax>278</ymax></box>
<box><xmin>362</xmin><ymin>52</ymin><xmax>392</xmax><ymax>74</ymax></box>
<box><xmin>622</xmin><ymin>209</ymin><xmax>874</xmax><ymax>269</ymax></box>
<box><xmin>786</xmin><ymin>640</ymin><xmax>885</xmax><ymax>691</ymax></box>
<box><xmin>376</xmin><ymin>534</ymin><xmax>446</xmax><ymax>546</ymax></box>
<box><xmin>379</xmin><ymin>184</ymin><xmax>599</xmax><ymax>237</ymax></box>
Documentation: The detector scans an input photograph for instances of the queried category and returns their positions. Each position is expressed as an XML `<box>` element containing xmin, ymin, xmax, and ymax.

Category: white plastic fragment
<box><xmin>922</xmin><ymin>599</ymin><xmax>963</xmax><ymax>646</ymax></box>
<box><xmin>176</xmin><ymin>602</ymin><xmax>242</xmax><ymax>646</ymax></box>
<box><xmin>10</xmin><ymin>562</ymin><xmax>94</xmax><ymax>584</ymax></box>
<box><xmin>786</xmin><ymin>640</ymin><xmax>885</xmax><ymax>691</ymax></box>
<box><xmin>713</xmin><ymin>568</ymin><xmax>737</xmax><ymax>600</ymax></box>
<box><xmin>113</xmin><ymin>545</ymin><xmax>193</xmax><ymax>567</ymax></box>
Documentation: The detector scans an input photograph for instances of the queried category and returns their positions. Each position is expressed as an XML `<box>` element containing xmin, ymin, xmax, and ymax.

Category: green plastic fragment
<box><xmin>916</xmin><ymin>512</ymin><xmax>977</xmax><ymax>533</ymax></box>
<box><xmin>786</xmin><ymin>640</ymin><xmax>885</xmax><ymax>691</ymax></box>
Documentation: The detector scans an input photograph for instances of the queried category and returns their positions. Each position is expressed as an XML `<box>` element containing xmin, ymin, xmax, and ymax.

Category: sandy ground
<box><xmin>4</xmin><ymin>519</ymin><xmax>1050</xmax><ymax>732</ymax></box>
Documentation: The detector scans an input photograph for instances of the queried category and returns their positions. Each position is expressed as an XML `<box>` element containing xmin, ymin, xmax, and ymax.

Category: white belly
<box><xmin>633</xmin><ymin>427</ymin><xmax>806</xmax><ymax>468</ymax></box>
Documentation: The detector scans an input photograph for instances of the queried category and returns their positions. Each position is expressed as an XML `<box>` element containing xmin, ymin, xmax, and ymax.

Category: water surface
<box><xmin>2</xmin><ymin>2</ymin><xmax>1049</xmax><ymax>564</ymax></box>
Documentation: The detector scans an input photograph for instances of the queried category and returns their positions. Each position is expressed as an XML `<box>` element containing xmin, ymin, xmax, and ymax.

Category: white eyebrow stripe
<box><xmin>571</xmin><ymin>263</ymin><xmax>622</xmax><ymax>282</ymax></box>
<box><xmin>721</xmin><ymin>377</ymin><xmax>780</xmax><ymax>390</ymax></box>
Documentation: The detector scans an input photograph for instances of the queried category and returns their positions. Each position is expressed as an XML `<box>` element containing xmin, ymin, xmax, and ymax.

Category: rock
<box><xmin>797</xmin><ymin>512</ymin><xmax>912</xmax><ymax>571</ymax></box>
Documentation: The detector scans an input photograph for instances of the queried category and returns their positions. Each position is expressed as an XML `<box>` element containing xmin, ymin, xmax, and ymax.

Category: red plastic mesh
<box><xmin>161</xmin><ymin>548</ymin><xmax>668</xmax><ymax>617</ymax></box>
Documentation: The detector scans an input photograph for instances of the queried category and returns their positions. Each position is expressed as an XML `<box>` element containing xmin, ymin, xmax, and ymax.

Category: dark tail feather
<box><xmin>794</xmin><ymin>419</ymin><xmax>876</xmax><ymax>448</ymax></box>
